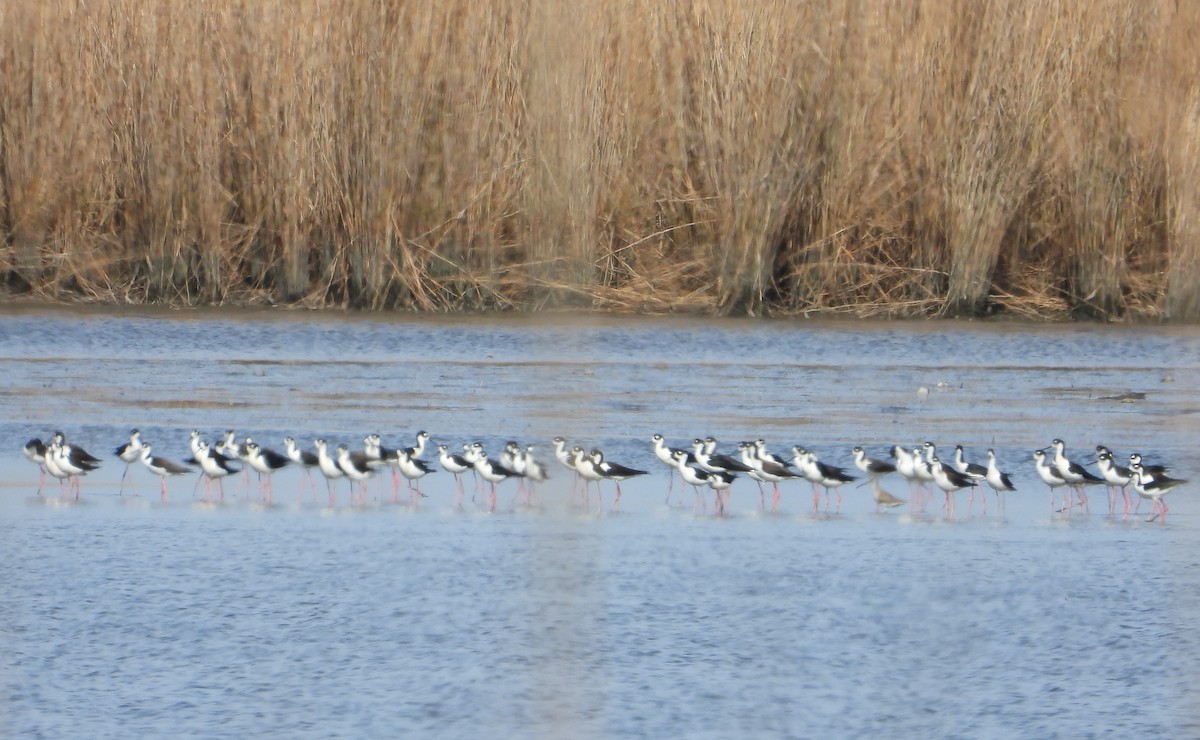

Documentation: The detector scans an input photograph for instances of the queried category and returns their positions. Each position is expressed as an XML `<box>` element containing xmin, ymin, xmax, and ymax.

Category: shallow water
<box><xmin>3</xmin><ymin>305</ymin><xmax>1200</xmax><ymax>737</ymax></box>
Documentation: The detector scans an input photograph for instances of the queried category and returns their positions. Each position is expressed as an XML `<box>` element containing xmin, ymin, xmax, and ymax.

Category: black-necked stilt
<box><xmin>753</xmin><ymin>439</ymin><xmax>792</xmax><ymax>470</ymax></box>
<box><xmin>313</xmin><ymin>439</ymin><xmax>345</xmax><ymax>506</ymax></box>
<box><xmin>909</xmin><ymin>446</ymin><xmax>936</xmax><ymax>512</ymax></box>
<box><xmin>438</xmin><ymin>444</ymin><xmax>475</xmax><ymax>508</ymax></box>
<box><xmin>571</xmin><ymin>446</ymin><xmax>605</xmax><ymax>510</ymax></box>
<box><xmin>697</xmin><ymin>437</ymin><xmax>755</xmax><ymax>475</ymax></box>
<box><xmin>500</xmin><ymin>441</ymin><xmax>523</xmax><ymax>473</ymax></box>
<box><xmin>1128</xmin><ymin>452</ymin><xmax>1170</xmax><ymax>478</ymax></box>
<box><xmin>1032</xmin><ymin>449</ymin><xmax>1068</xmax><ymax>514</ymax></box>
<box><xmin>792</xmin><ymin>447</ymin><xmax>857</xmax><ymax>515</ymax></box>
<box><xmin>48</xmin><ymin>436</ymin><xmax>101</xmax><ymax>500</ymax></box>
<box><xmin>523</xmin><ymin>445</ymin><xmax>548</xmax><ymax>484</ymax></box>
<box><xmin>114</xmin><ymin>429</ymin><xmax>144</xmax><ymax>494</ymax></box>
<box><xmin>184</xmin><ymin>431</ymin><xmax>205</xmax><ymax>494</ymax></box>
<box><xmin>1130</xmin><ymin>462</ymin><xmax>1187</xmax><ymax>523</ymax></box>
<box><xmin>22</xmin><ymin>437</ymin><xmax>48</xmax><ymax>495</ymax></box>
<box><xmin>465</xmin><ymin>442</ymin><xmax>487</xmax><ymax>499</ymax></box>
<box><xmin>473</xmin><ymin>451</ymin><xmax>519</xmax><ymax>513</ymax></box>
<box><xmin>853</xmin><ymin>446</ymin><xmax>897</xmax><ymax>479</ymax></box>
<box><xmin>194</xmin><ymin>440</ymin><xmax>238</xmax><ymax>502</ymax></box>
<box><xmin>245</xmin><ymin>441</ymin><xmax>292</xmax><ymax>503</ymax></box>
<box><xmin>1049</xmin><ymin>439</ymin><xmax>1103</xmax><ymax>514</ymax></box>
<box><xmin>336</xmin><ymin>443</ymin><xmax>375</xmax><ymax>505</ymax></box>
<box><xmin>983</xmin><ymin>449</ymin><xmax>1016</xmax><ymax>516</ymax></box>
<box><xmin>188</xmin><ymin>430</ymin><xmax>204</xmax><ymax>458</ymax></box>
<box><xmin>394</xmin><ymin>448</ymin><xmax>435</xmax><ymax>503</ymax></box>
<box><xmin>501</xmin><ymin>441</ymin><xmax>534</xmax><ymax>506</ymax></box>
<box><xmin>952</xmin><ymin>445</ymin><xmax>989</xmax><ymax>515</ymax></box>
<box><xmin>213</xmin><ymin>430</ymin><xmax>250</xmax><ymax>489</ymax></box>
<box><xmin>215</xmin><ymin>430</ymin><xmax>242</xmax><ymax>460</ymax></box>
<box><xmin>928</xmin><ymin>453</ymin><xmax>974</xmax><ymax>518</ymax></box>
<box><xmin>1096</xmin><ymin>451</ymin><xmax>1134</xmax><ymax>517</ymax></box>
<box><xmin>138</xmin><ymin>444</ymin><xmax>191</xmax><ymax>501</ymax></box>
<box><xmin>215</xmin><ymin>430</ymin><xmax>247</xmax><ymax>486</ymax></box>
<box><xmin>651</xmin><ymin>434</ymin><xmax>693</xmax><ymax>506</ymax></box>
<box><xmin>522</xmin><ymin>444</ymin><xmax>549</xmax><ymax>506</ymax></box>
<box><xmin>404</xmin><ymin>431</ymin><xmax>431</xmax><ymax>460</ymax></box>
<box><xmin>706</xmin><ymin>470</ymin><xmax>737</xmax><ymax>516</ymax></box>
<box><xmin>890</xmin><ymin>445</ymin><xmax>922</xmax><ymax>506</ymax></box>
<box><xmin>1128</xmin><ymin>452</ymin><xmax>1169</xmax><ymax>515</ymax></box>
<box><xmin>672</xmin><ymin>449</ymin><xmax>715</xmax><ymax>513</ymax></box>
<box><xmin>41</xmin><ymin>442</ymin><xmax>73</xmax><ymax>493</ymax></box>
<box><xmin>237</xmin><ymin>435</ymin><xmax>258</xmax><ymax>490</ymax></box>
<box><xmin>283</xmin><ymin>436</ymin><xmax>321</xmax><ymax>500</ymax></box>
<box><xmin>363</xmin><ymin>434</ymin><xmax>404</xmax><ymax>499</ymax></box>
<box><xmin>591</xmin><ymin>450</ymin><xmax>648</xmax><ymax>512</ymax></box>
<box><xmin>51</xmin><ymin>431</ymin><xmax>101</xmax><ymax>468</ymax></box>
<box><xmin>740</xmin><ymin>441</ymin><xmax>798</xmax><ymax>512</ymax></box>
<box><xmin>553</xmin><ymin>437</ymin><xmax>582</xmax><ymax>499</ymax></box>
<box><xmin>552</xmin><ymin>436</ymin><xmax>580</xmax><ymax>486</ymax></box>
<box><xmin>552</xmin><ymin>437</ymin><xmax>573</xmax><ymax>468</ymax></box>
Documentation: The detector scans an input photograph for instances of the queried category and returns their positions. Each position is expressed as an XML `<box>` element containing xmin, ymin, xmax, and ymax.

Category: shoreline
<box><xmin>0</xmin><ymin>292</ymin><xmax>1176</xmax><ymax>326</ymax></box>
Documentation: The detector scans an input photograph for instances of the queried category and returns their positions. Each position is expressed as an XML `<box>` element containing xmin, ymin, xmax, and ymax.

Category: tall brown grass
<box><xmin>2</xmin><ymin>0</ymin><xmax>1199</xmax><ymax>320</ymax></box>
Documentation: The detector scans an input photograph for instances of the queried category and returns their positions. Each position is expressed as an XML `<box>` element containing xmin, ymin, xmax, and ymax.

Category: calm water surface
<box><xmin>2</xmin><ymin>305</ymin><xmax>1200</xmax><ymax>737</ymax></box>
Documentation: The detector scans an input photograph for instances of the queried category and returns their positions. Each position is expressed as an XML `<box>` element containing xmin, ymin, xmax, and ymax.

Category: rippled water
<box><xmin>3</xmin><ymin>305</ymin><xmax>1200</xmax><ymax>737</ymax></box>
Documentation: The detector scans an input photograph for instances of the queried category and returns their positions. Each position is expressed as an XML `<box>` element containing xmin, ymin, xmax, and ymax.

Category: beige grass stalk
<box><xmin>1167</xmin><ymin>94</ymin><xmax>1200</xmax><ymax>320</ymax></box>
<box><xmin>935</xmin><ymin>3</ymin><xmax>1060</xmax><ymax>317</ymax></box>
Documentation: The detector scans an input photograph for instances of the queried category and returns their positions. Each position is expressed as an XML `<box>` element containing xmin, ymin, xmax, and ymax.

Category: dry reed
<box><xmin>1</xmin><ymin>0</ymin><xmax>1198</xmax><ymax>320</ymax></box>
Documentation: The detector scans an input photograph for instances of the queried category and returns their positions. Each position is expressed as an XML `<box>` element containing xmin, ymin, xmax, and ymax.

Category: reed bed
<box><xmin>1</xmin><ymin>0</ymin><xmax>1198</xmax><ymax>320</ymax></box>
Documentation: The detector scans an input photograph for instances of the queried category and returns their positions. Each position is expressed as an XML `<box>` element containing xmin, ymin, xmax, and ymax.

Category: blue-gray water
<box><xmin>3</xmin><ymin>305</ymin><xmax>1200</xmax><ymax>737</ymax></box>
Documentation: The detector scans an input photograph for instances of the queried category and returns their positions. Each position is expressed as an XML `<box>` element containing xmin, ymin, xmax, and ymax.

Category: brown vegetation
<box><xmin>1</xmin><ymin>0</ymin><xmax>1198</xmax><ymax>320</ymax></box>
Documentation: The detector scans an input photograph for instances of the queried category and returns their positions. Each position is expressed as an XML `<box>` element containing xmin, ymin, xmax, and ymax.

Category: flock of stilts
<box><xmin>19</xmin><ymin>429</ymin><xmax>1188</xmax><ymax>522</ymax></box>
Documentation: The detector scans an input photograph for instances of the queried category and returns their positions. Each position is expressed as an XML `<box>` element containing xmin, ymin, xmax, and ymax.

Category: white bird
<box><xmin>1033</xmin><ymin>449</ymin><xmax>1068</xmax><ymax>514</ymax></box>
<box><xmin>928</xmin><ymin>454</ymin><xmax>975</xmax><ymax>518</ymax></box>
<box><xmin>336</xmin><ymin>444</ymin><xmax>375</xmax><ymax>505</ymax></box>
<box><xmin>1096</xmin><ymin>451</ymin><xmax>1134</xmax><ymax>518</ymax></box>
<box><xmin>437</xmin><ymin>444</ymin><xmax>473</xmax><ymax>507</ymax></box>
<box><xmin>473</xmin><ymin>451</ymin><xmax>519</xmax><ymax>513</ymax></box>
<box><xmin>139</xmin><ymin>444</ymin><xmax>191</xmax><ymax>501</ymax></box>
<box><xmin>284</xmin><ymin>436</ymin><xmax>321</xmax><ymax>500</ymax></box>
<box><xmin>652</xmin><ymin>434</ymin><xmax>692</xmax><ymax>505</ymax></box>
<box><xmin>1049</xmin><ymin>439</ymin><xmax>1104</xmax><ymax>514</ymax></box>
<box><xmin>313</xmin><ymin>439</ymin><xmax>346</xmax><ymax>506</ymax></box>
<box><xmin>983</xmin><ymin>449</ymin><xmax>1016</xmax><ymax>516</ymax></box>
<box><xmin>952</xmin><ymin>445</ymin><xmax>989</xmax><ymax>515</ymax></box>
<box><xmin>245</xmin><ymin>441</ymin><xmax>292</xmax><ymax>503</ymax></box>
<box><xmin>22</xmin><ymin>437</ymin><xmax>48</xmax><ymax>495</ymax></box>
<box><xmin>114</xmin><ymin>429</ymin><xmax>145</xmax><ymax>494</ymax></box>
<box><xmin>394</xmin><ymin>448</ymin><xmax>436</xmax><ymax>503</ymax></box>
<box><xmin>1130</xmin><ymin>462</ymin><xmax>1187</xmax><ymax>523</ymax></box>
<box><xmin>194</xmin><ymin>440</ymin><xmax>239</xmax><ymax>502</ymax></box>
